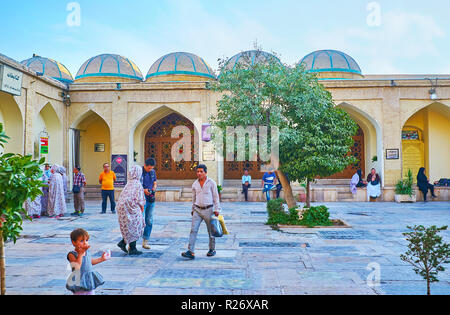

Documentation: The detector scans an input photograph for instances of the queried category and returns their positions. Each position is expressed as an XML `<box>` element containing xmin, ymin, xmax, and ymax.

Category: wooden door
<box><xmin>145</xmin><ymin>113</ymin><xmax>198</xmax><ymax>180</ymax></box>
<box><xmin>326</xmin><ymin>127</ymin><xmax>365</xmax><ymax>179</ymax></box>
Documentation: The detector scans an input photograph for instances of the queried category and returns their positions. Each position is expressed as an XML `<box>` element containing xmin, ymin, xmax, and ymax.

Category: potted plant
<box><xmin>395</xmin><ymin>169</ymin><xmax>416</xmax><ymax>203</ymax></box>
<box><xmin>217</xmin><ymin>185</ymin><xmax>223</xmax><ymax>201</ymax></box>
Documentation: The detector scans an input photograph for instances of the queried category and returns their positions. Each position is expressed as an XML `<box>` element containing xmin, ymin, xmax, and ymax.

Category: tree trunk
<box><xmin>276</xmin><ymin>170</ymin><xmax>296</xmax><ymax>209</ymax></box>
<box><xmin>306</xmin><ymin>179</ymin><xmax>311</xmax><ymax>209</ymax></box>
<box><xmin>427</xmin><ymin>278</ymin><xmax>431</xmax><ymax>296</ymax></box>
<box><xmin>0</xmin><ymin>230</ymin><xmax>5</xmax><ymax>295</ymax></box>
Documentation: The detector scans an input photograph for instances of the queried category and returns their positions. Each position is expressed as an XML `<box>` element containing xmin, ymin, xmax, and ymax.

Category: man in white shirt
<box><xmin>182</xmin><ymin>164</ymin><xmax>221</xmax><ymax>260</ymax></box>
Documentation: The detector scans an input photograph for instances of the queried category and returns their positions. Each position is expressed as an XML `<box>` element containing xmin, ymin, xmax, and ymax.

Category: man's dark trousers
<box><xmin>102</xmin><ymin>190</ymin><xmax>116</xmax><ymax>213</ymax></box>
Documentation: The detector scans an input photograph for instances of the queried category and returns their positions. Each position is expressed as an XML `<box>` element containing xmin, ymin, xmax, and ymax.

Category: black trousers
<box><xmin>102</xmin><ymin>190</ymin><xmax>116</xmax><ymax>212</ymax></box>
<box><xmin>276</xmin><ymin>184</ymin><xmax>283</xmax><ymax>199</ymax></box>
<box><xmin>242</xmin><ymin>184</ymin><xmax>251</xmax><ymax>201</ymax></box>
<box><xmin>420</xmin><ymin>183</ymin><xmax>435</xmax><ymax>201</ymax></box>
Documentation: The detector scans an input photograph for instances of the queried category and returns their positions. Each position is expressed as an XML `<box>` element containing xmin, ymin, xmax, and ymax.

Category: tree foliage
<box><xmin>209</xmin><ymin>49</ymin><xmax>358</xmax><ymax>207</ymax></box>
<box><xmin>401</xmin><ymin>225</ymin><xmax>450</xmax><ymax>295</ymax></box>
<box><xmin>0</xmin><ymin>123</ymin><xmax>45</xmax><ymax>243</ymax></box>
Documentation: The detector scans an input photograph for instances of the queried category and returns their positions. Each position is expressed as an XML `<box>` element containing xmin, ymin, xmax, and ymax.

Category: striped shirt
<box><xmin>73</xmin><ymin>172</ymin><xmax>86</xmax><ymax>187</ymax></box>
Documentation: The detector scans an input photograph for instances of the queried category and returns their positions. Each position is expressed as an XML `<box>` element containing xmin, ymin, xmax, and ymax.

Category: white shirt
<box><xmin>192</xmin><ymin>177</ymin><xmax>221</xmax><ymax>213</ymax></box>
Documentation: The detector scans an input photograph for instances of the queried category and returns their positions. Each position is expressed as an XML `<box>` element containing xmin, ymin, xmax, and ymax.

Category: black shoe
<box><xmin>128</xmin><ymin>248</ymin><xmax>143</xmax><ymax>256</ymax></box>
<box><xmin>100</xmin><ymin>211</ymin><xmax>106</xmax><ymax>214</ymax></box>
<box><xmin>181</xmin><ymin>251</ymin><xmax>195</xmax><ymax>260</ymax></box>
<box><xmin>71</xmin><ymin>211</ymin><xmax>79</xmax><ymax>216</ymax></box>
<box><xmin>207</xmin><ymin>250</ymin><xmax>216</xmax><ymax>257</ymax></box>
<box><xmin>111</xmin><ymin>211</ymin><xmax>116</xmax><ymax>214</ymax></box>
<box><xmin>117</xmin><ymin>240</ymin><xmax>128</xmax><ymax>254</ymax></box>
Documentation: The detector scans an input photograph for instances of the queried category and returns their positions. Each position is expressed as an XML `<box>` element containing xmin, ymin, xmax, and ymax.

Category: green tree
<box><xmin>0</xmin><ymin>122</ymin><xmax>45</xmax><ymax>295</ymax></box>
<box><xmin>401</xmin><ymin>225</ymin><xmax>450</xmax><ymax>295</ymax></box>
<box><xmin>210</xmin><ymin>49</ymin><xmax>357</xmax><ymax>208</ymax></box>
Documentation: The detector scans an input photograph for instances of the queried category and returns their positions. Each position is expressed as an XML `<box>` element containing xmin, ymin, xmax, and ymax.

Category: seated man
<box><xmin>276</xmin><ymin>172</ymin><xmax>290</xmax><ymax>199</ymax></box>
<box><xmin>241</xmin><ymin>169</ymin><xmax>252</xmax><ymax>202</ymax></box>
<box><xmin>262</xmin><ymin>170</ymin><xmax>277</xmax><ymax>202</ymax></box>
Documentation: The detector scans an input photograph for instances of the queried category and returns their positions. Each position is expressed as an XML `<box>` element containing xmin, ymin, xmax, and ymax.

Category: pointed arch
<box><xmin>34</xmin><ymin>102</ymin><xmax>63</xmax><ymax>164</ymax></box>
<box><xmin>401</xmin><ymin>102</ymin><xmax>450</xmax><ymax>182</ymax></box>
<box><xmin>0</xmin><ymin>92</ymin><xmax>23</xmax><ymax>154</ymax></box>
<box><xmin>337</xmin><ymin>102</ymin><xmax>384</xmax><ymax>181</ymax></box>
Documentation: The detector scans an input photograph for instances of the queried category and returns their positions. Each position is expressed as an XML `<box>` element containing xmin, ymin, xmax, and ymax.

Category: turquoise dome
<box><xmin>76</xmin><ymin>54</ymin><xmax>143</xmax><ymax>81</ymax></box>
<box><xmin>299</xmin><ymin>50</ymin><xmax>362</xmax><ymax>75</ymax></box>
<box><xmin>224</xmin><ymin>50</ymin><xmax>281</xmax><ymax>71</ymax></box>
<box><xmin>146</xmin><ymin>52</ymin><xmax>215</xmax><ymax>81</ymax></box>
<box><xmin>21</xmin><ymin>55</ymin><xmax>74</xmax><ymax>84</ymax></box>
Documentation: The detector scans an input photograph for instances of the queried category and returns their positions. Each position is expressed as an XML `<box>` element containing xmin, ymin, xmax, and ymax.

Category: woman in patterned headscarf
<box><xmin>58</xmin><ymin>165</ymin><xmax>68</xmax><ymax>199</ymax></box>
<box><xmin>25</xmin><ymin>175</ymin><xmax>42</xmax><ymax>219</ymax></box>
<box><xmin>116</xmin><ymin>165</ymin><xmax>146</xmax><ymax>256</ymax></box>
<box><xmin>48</xmin><ymin>165</ymin><xmax>67</xmax><ymax>218</ymax></box>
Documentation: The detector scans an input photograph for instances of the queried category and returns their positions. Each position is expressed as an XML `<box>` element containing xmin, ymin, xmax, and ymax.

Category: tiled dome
<box><xmin>224</xmin><ymin>50</ymin><xmax>281</xmax><ymax>71</ymax></box>
<box><xmin>21</xmin><ymin>55</ymin><xmax>74</xmax><ymax>84</ymax></box>
<box><xmin>146</xmin><ymin>52</ymin><xmax>215</xmax><ymax>82</ymax></box>
<box><xmin>75</xmin><ymin>54</ymin><xmax>143</xmax><ymax>82</ymax></box>
<box><xmin>299</xmin><ymin>50</ymin><xmax>363</xmax><ymax>79</ymax></box>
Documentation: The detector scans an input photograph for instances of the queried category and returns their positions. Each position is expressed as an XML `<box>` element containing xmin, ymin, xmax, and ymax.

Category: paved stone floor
<box><xmin>3</xmin><ymin>201</ymin><xmax>450</xmax><ymax>295</ymax></box>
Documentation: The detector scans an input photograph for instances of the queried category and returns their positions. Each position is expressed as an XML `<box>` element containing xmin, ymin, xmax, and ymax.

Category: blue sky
<box><xmin>1</xmin><ymin>0</ymin><xmax>449</xmax><ymax>76</ymax></box>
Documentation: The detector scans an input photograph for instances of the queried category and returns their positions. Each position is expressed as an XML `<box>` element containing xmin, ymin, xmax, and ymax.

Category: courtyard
<box><xmin>3</xmin><ymin>200</ymin><xmax>450</xmax><ymax>295</ymax></box>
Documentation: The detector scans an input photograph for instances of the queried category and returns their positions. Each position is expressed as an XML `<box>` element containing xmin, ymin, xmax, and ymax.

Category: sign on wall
<box><xmin>40</xmin><ymin>137</ymin><xmax>49</xmax><ymax>154</ymax></box>
<box><xmin>112</xmin><ymin>155</ymin><xmax>128</xmax><ymax>188</ymax></box>
<box><xmin>0</xmin><ymin>64</ymin><xmax>23</xmax><ymax>96</ymax></box>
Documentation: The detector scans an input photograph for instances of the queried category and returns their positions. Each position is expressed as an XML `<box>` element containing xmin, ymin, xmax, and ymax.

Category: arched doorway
<box><xmin>72</xmin><ymin>111</ymin><xmax>111</xmax><ymax>186</ymax></box>
<box><xmin>326</xmin><ymin>126</ymin><xmax>365</xmax><ymax>179</ymax></box>
<box><xmin>144</xmin><ymin>113</ymin><xmax>198</xmax><ymax>180</ymax></box>
<box><xmin>33</xmin><ymin>103</ymin><xmax>63</xmax><ymax>165</ymax></box>
<box><xmin>401</xmin><ymin>102</ymin><xmax>450</xmax><ymax>182</ymax></box>
<box><xmin>0</xmin><ymin>92</ymin><xmax>23</xmax><ymax>154</ymax></box>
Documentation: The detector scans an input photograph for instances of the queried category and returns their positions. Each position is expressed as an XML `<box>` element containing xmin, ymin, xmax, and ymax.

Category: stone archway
<box><xmin>144</xmin><ymin>113</ymin><xmax>198</xmax><ymax>180</ymax></box>
<box><xmin>326</xmin><ymin>126</ymin><xmax>365</xmax><ymax>179</ymax></box>
<box><xmin>33</xmin><ymin>102</ymin><xmax>63</xmax><ymax>165</ymax></box>
<box><xmin>401</xmin><ymin>102</ymin><xmax>450</xmax><ymax>182</ymax></box>
<box><xmin>71</xmin><ymin>110</ymin><xmax>111</xmax><ymax>186</ymax></box>
<box><xmin>0</xmin><ymin>92</ymin><xmax>23</xmax><ymax>154</ymax></box>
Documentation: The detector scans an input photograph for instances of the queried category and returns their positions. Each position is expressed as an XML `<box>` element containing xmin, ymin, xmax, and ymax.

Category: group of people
<box><xmin>25</xmin><ymin>163</ymin><xmax>68</xmax><ymax>219</ymax></box>
<box><xmin>350</xmin><ymin>167</ymin><xmax>437</xmax><ymax>202</ymax></box>
<box><xmin>241</xmin><ymin>169</ymin><xmax>287</xmax><ymax>202</ymax></box>
<box><xmin>350</xmin><ymin>168</ymin><xmax>382</xmax><ymax>201</ymax></box>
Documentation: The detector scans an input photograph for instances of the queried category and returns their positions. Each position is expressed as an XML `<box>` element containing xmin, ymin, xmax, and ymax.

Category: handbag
<box><xmin>210</xmin><ymin>216</ymin><xmax>223</xmax><ymax>238</ymax></box>
<box><xmin>218</xmin><ymin>215</ymin><xmax>229</xmax><ymax>235</ymax></box>
<box><xmin>72</xmin><ymin>185</ymin><xmax>81</xmax><ymax>194</ymax></box>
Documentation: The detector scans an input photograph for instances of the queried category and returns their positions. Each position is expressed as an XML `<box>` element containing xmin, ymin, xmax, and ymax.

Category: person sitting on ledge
<box><xmin>366</xmin><ymin>168</ymin><xmax>381</xmax><ymax>202</ymax></box>
<box><xmin>417</xmin><ymin>167</ymin><xmax>437</xmax><ymax>202</ymax></box>
<box><xmin>350</xmin><ymin>170</ymin><xmax>367</xmax><ymax>195</ymax></box>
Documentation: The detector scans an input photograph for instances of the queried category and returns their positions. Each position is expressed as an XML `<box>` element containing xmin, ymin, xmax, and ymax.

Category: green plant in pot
<box><xmin>395</xmin><ymin>169</ymin><xmax>416</xmax><ymax>203</ymax></box>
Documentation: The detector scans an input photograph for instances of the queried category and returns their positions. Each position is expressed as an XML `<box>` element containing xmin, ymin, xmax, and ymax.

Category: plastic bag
<box><xmin>218</xmin><ymin>215</ymin><xmax>229</xmax><ymax>235</ymax></box>
<box><xmin>210</xmin><ymin>216</ymin><xmax>223</xmax><ymax>238</ymax></box>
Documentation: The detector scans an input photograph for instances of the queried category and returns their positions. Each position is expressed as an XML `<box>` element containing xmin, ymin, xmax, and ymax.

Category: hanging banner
<box><xmin>40</xmin><ymin>137</ymin><xmax>49</xmax><ymax>154</ymax></box>
<box><xmin>111</xmin><ymin>155</ymin><xmax>128</xmax><ymax>188</ymax></box>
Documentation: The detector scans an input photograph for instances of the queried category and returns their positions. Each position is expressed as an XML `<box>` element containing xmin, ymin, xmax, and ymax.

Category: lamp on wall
<box><xmin>426</xmin><ymin>78</ymin><xmax>439</xmax><ymax>100</ymax></box>
<box><xmin>60</xmin><ymin>91</ymin><xmax>71</xmax><ymax>107</ymax></box>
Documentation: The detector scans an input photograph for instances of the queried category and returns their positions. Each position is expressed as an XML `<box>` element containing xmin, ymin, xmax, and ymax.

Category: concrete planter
<box><xmin>395</xmin><ymin>194</ymin><xmax>417</xmax><ymax>203</ymax></box>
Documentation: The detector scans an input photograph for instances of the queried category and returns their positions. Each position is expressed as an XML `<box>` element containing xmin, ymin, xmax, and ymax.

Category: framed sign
<box><xmin>0</xmin><ymin>64</ymin><xmax>23</xmax><ymax>96</ymax></box>
<box><xmin>94</xmin><ymin>143</ymin><xmax>105</xmax><ymax>152</ymax></box>
<box><xmin>386</xmin><ymin>149</ymin><xmax>399</xmax><ymax>160</ymax></box>
<box><xmin>111</xmin><ymin>155</ymin><xmax>128</xmax><ymax>188</ymax></box>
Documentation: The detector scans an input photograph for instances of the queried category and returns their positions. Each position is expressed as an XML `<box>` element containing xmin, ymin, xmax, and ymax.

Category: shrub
<box><xmin>301</xmin><ymin>206</ymin><xmax>333</xmax><ymax>228</ymax></box>
<box><xmin>266</xmin><ymin>201</ymin><xmax>333</xmax><ymax>228</ymax></box>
